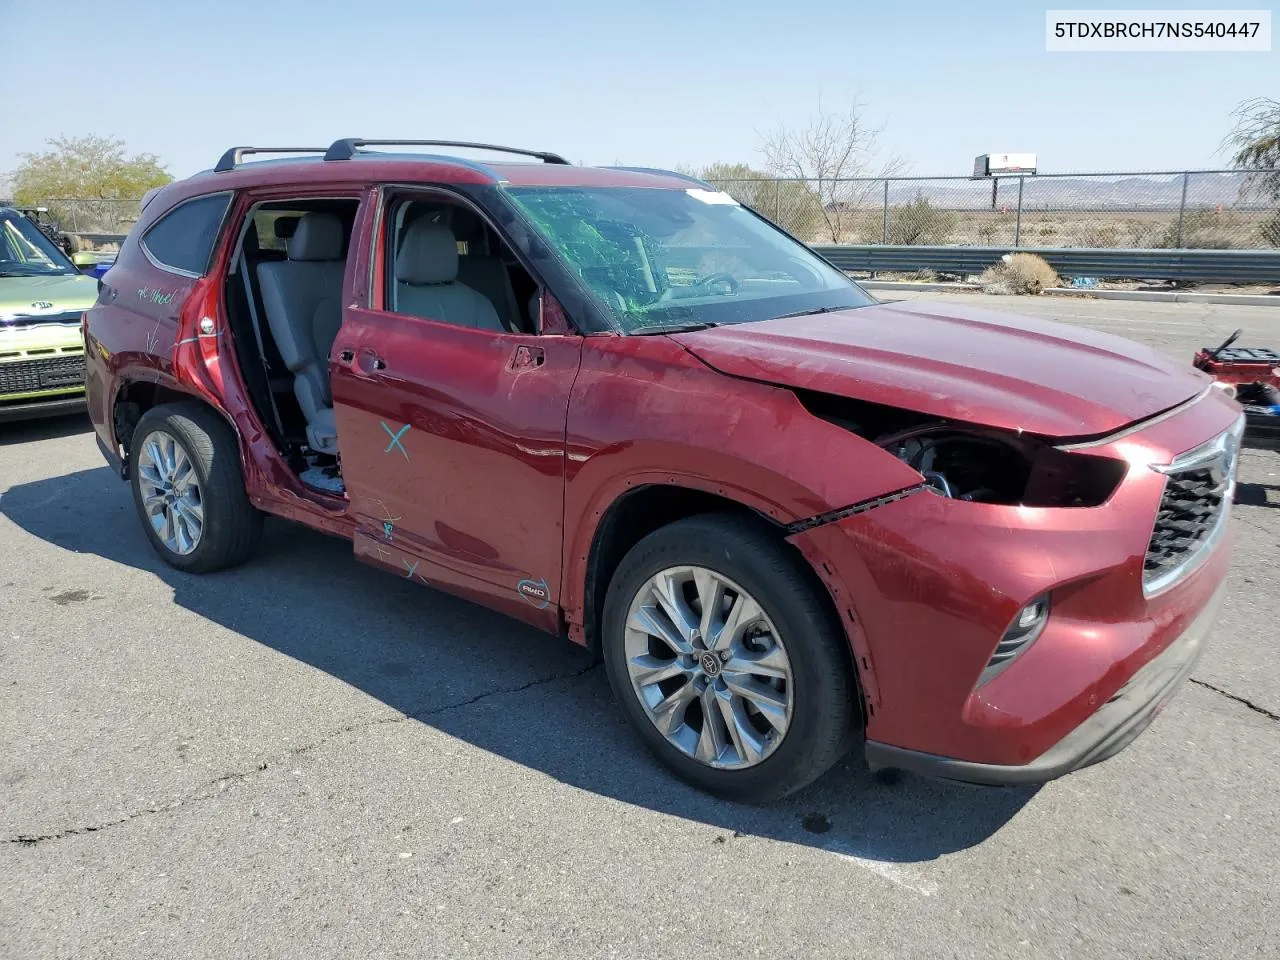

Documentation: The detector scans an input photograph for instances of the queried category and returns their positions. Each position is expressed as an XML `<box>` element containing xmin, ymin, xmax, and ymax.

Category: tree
<box><xmin>1223</xmin><ymin>97</ymin><xmax>1280</xmax><ymax>247</ymax></box>
<box><xmin>760</xmin><ymin>98</ymin><xmax>905</xmax><ymax>243</ymax></box>
<box><xmin>11</xmin><ymin>135</ymin><xmax>172</xmax><ymax>232</ymax></box>
<box><xmin>1224</xmin><ymin>97</ymin><xmax>1280</xmax><ymax>198</ymax></box>
<box><xmin>886</xmin><ymin>193</ymin><xmax>957</xmax><ymax>245</ymax></box>
<box><xmin>12</xmin><ymin>134</ymin><xmax>171</xmax><ymax>200</ymax></box>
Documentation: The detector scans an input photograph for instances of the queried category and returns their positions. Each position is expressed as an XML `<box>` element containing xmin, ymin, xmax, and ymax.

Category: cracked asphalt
<box><xmin>2</xmin><ymin>293</ymin><xmax>1278</xmax><ymax>960</ymax></box>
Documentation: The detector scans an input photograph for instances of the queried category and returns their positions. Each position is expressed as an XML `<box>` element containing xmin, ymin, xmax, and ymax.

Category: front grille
<box><xmin>1143</xmin><ymin>419</ymin><xmax>1243</xmax><ymax>595</ymax></box>
<box><xmin>0</xmin><ymin>311</ymin><xmax>83</xmax><ymax>330</ymax></box>
<box><xmin>0</xmin><ymin>353</ymin><xmax>86</xmax><ymax>397</ymax></box>
<box><xmin>1145</xmin><ymin>470</ymin><xmax>1224</xmax><ymax>574</ymax></box>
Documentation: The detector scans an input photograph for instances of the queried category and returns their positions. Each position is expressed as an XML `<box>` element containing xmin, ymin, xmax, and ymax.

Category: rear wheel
<box><xmin>602</xmin><ymin>514</ymin><xmax>860</xmax><ymax>802</ymax></box>
<box><xmin>128</xmin><ymin>402</ymin><xmax>262</xmax><ymax>572</ymax></box>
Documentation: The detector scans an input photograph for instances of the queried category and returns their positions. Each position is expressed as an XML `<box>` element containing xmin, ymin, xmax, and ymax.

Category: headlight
<box><xmin>1211</xmin><ymin>381</ymin><xmax>1237</xmax><ymax>399</ymax></box>
<box><xmin>1017</xmin><ymin>598</ymin><xmax>1048</xmax><ymax>629</ymax></box>
<box><xmin>875</xmin><ymin>425</ymin><xmax>1127</xmax><ymax>508</ymax></box>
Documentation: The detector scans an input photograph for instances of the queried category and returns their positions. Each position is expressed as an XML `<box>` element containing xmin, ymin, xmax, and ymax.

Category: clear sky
<box><xmin>2</xmin><ymin>0</ymin><xmax>1275</xmax><ymax>181</ymax></box>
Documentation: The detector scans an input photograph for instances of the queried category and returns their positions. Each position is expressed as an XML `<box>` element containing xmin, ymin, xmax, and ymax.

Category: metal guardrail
<box><xmin>814</xmin><ymin>245</ymin><xmax>1280</xmax><ymax>284</ymax></box>
<box><xmin>71</xmin><ymin>231</ymin><xmax>127</xmax><ymax>244</ymax></box>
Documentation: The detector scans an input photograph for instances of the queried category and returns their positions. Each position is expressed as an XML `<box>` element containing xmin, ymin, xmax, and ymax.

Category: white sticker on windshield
<box><xmin>685</xmin><ymin>188</ymin><xmax>739</xmax><ymax>206</ymax></box>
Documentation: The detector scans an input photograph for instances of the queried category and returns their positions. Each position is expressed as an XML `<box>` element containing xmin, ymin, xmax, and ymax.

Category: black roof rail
<box><xmin>323</xmin><ymin>139</ymin><xmax>570</xmax><ymax>165</ymax></box>
<box><xmin>214</xmin><ymin>146</ymin><xmax>328</xmax><ymax>173</ymax></box>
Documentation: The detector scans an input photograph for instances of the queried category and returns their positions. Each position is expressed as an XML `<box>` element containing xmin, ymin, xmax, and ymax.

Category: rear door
<box><xmin>329</xmin><ymin>187</ymin><xmax>584</xmax><ymax>631</ymax></box>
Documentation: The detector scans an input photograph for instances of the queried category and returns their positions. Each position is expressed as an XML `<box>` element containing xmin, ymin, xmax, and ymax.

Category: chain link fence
<box><xmin>23</xmin><ymin>198</ymin><xmax>142</xmax><ymax>243</ymax></box>
<box><xmin>22</xmin><ymin>169</ymin><xmax>1280</xmax><ymax>252</ymax></box>
<box><xmin>703</xmin><ymin>169</ymin><xmax>1280</xmax><ymax>250</ymax></box>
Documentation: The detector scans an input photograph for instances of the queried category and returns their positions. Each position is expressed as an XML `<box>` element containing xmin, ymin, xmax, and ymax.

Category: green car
<box><xmin>1</xmin><ymin>206</ymin><xmax>98</xmax><ymax>421</ymax></box>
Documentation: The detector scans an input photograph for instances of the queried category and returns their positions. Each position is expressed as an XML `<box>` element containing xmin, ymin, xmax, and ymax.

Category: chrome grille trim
<box><xmin>1142</xmin><ymin>414</ymin><xmax>1245</xmax><ymax>598</ymax></box>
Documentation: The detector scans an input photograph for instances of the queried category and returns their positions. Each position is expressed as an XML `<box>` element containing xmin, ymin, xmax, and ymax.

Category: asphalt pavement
<box><xmin>2</xmin><ymin>292</ymin><xmax>1278</xmax><ymax>960</ymax></box>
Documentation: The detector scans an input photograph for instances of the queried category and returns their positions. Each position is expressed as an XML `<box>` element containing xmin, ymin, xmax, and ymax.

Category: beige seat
<box><xmin>257</xmin><ymin>212</ymin><xmax>345</xmax><ymax>455</ymax></box>
<box><xmin>395</xmin><ymin>221</ymin><xmax>503</xmax><ymax>331</ymax></box>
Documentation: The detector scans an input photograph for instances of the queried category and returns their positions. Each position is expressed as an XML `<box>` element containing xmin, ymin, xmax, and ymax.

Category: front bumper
<box><xmin>0</xmin><ymin>392</ymin><xmax>87</xmax><ymax>422</ymax></box>
<box><xmin>0</xmin><ymin>323</ymin><xmax>88</xmax><ymax>422</ymax></box>
<box><xmin>864</xmin><ymin>579</ymin><xmax>1223</xmax><ymax>785</ymax></box>
<box><xmin>786</xmin><ymin>385</ymin><xmax>1241</xmax><ymax>778</ymax></box>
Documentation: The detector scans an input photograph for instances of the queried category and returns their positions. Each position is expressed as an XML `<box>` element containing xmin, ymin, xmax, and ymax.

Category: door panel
<box><xmin>330</xmin><ymin>303</ymin><xmax>582</xmax><ymax>631</ymax></box>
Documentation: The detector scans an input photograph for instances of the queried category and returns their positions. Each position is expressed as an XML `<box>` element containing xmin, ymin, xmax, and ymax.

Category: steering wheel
<box><xmin>694</xmin><ymin>272</ymin><xmax>740</xmax><ymax>295</ymax></box>
<box><xmin>1209</xmin><ymin>328</ymin><xmax>1242</xmax><ymax>360</ymax></box>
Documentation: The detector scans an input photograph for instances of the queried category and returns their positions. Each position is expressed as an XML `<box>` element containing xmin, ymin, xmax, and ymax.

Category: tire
<box><xmin>128</xmin><ymin>401</ymin><xmax>262</xmax><ymax>573</ymax></box>
<box><xmin>601</xmin><ymin>513</ymin><xmax>860</xmax><ymax>802</ymax></box>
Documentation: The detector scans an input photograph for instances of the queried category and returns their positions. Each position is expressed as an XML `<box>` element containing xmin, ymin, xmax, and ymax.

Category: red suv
<box><xmin>83</xmin><ymin>140</ymin><xmax>1243</xmax><ymax>801</ymax></box>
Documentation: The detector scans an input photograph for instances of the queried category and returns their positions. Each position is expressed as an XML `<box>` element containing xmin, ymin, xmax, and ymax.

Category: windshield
<box><xmin>504</xmin><ymin>186</ymin><xmax>875</xmax><ymax>333</ymax></box>
<box><xmin>0</xmin><ymin>211</ymin><xmax>77</xmax><ymax>277</ymax></box>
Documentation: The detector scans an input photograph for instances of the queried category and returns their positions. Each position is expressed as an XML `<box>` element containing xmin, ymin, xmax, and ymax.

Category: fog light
<box><xmin>1017</xmin><ymin>600</ymin><xmax>1046</xmax><ymax>629</ymax></box>
<box><xmin>979</xmin><ymin>594</ymin><xmax>1052</xmax><ymax>686</ymax></box>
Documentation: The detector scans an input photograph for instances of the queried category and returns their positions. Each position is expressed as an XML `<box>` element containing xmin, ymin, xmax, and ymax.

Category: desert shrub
<box><xmin>1155</xmin><ymin>208</ymin><xmax>1239</xmax><ymax>249</ymax></box>
<box><xmin>840</xmin><ymin>211</ymin><xmax>890</xmax><ymax>244</ymax></box>
<box><xmin>978</xmin><ymin>253</ymin><xmax>1060</xmax><ymax>295</ymax></box>
<box><xmin>1261</xmin><ymin>210</ymin><xmax>1280</xmax><ymax>247</ymax></box>
<box><xmin>771</xmin><ymin>187</ymin><xmax>826</xmax><ymax>241</ymax></box>
<box><xmin>1082</xmin><ymin>225</ymin><xmax>1121</xmax><ymax>247</ymax></box>
<box><xmin>886</xmin><ymin>194</ymin><xmax>957</xmax><ymax>245</ymax></box>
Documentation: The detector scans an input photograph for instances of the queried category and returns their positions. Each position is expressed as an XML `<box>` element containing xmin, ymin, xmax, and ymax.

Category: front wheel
<box><xmin>128</xmin><ymin>402</ymin><xmax>262</xmax><ymax>573</ymax></box>
<box><xmin>601</xmin><ymin>514</ymin><xmax>860</xmax><ymax>802</ymax></box>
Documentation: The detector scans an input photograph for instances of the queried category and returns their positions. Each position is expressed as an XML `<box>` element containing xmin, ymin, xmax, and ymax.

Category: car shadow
<box><xmin>1</xmin><ymin>465</ymin><xmax>1037</xmax><ymax>864</ymax></box>
<box><xmin>1236</xmin><ymin>482</ymin><xmax>1279</xmax><ymax>509</ymax></box>
<box><xmin>0</xmin><ymin>410</ymin><xmax>93</xmax><ymax>446</ymax></box>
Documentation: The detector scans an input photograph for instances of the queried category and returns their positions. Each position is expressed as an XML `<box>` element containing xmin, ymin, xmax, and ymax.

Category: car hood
<box><xmin>671</xmin><ymin>299</ymin><xmax>1211</xmax><ymax>439</ymax></box>
<box><xmin>0</xmin><ymin>273</ymin><xmax>97</xmax><ymax>320</ymax></box>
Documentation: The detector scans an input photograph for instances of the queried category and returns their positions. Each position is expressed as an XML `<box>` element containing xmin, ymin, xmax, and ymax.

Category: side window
<box><xmin>384</xmin><ymin>196</ymin><xmax>539</xmax><ymax>335</ymax></box>
<box><xmin>141</xmin><ymin>192</ymin><xmax>232</xmax><ymax>277</ymax></box>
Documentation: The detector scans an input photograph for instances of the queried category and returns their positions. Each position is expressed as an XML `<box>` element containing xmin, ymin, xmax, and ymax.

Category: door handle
<box><xmin>509</xmin><ymin>345</ymin><xmax>545</xmax><ymax>371</ymax></box>
<box><xmin>339</xmin><ymin>347</ymin><xmax>386</xmax><ymax>373</ymax></box>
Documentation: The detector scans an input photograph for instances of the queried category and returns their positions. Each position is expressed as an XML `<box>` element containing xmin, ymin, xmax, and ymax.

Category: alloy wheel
<box><xmin>136</xmin><ymin>429</ymin><xmax>204</xmax><ymax>556</ymax></box>
<box><xmin>623</xmin><ymin>565</ymin><xmax>795</xmax><ymax>769</ymax></box>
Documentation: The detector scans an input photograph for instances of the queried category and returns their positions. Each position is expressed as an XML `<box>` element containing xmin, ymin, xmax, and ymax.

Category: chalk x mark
<box><xmin>381</xmin><ymin>422</ymin><xmax>411</xmax><ymax>459</ymax></box>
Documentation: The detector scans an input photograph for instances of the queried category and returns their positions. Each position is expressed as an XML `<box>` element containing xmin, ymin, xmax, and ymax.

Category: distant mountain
<box><xmin>878</xmin><ymin>172</ymin><xmax>1272</xmax><ymax>211</ymax></box>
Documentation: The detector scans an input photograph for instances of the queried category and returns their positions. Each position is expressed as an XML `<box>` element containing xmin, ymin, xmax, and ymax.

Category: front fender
<box><xmin>559</xmin><ymin>335</ymin><xmax>923</xmax><ymax>632</ymax></box>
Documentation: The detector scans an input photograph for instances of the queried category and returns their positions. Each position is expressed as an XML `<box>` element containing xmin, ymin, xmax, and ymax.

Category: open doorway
<box><xmin>224</xmin><ymin>196</ymin><xmax>360</xmax><ymax>496</ymax></box>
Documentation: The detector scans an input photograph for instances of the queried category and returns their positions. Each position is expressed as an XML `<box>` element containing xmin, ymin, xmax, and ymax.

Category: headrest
<box><xmin>396</xmin><ymin>221</ymin><xmax>458</xmax><ymax>285</ymax></box>
<box><xmin>273</xmin><ymin>215</ymin><xmax>300</xmax><ymax>240</ymax></box>
<box><xmin>288</xmin><ymin>212</ymin><xmax>343</xmax><ymax>261</ymax></box>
